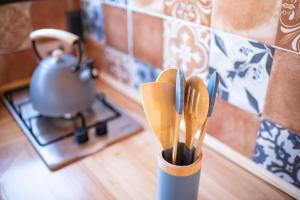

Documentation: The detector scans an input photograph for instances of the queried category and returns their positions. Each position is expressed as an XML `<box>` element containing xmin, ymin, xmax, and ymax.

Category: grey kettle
<box><xmin>29</xmin><ymin>29</ymin><xmax>98</xmax><ymax>117</ymax></box>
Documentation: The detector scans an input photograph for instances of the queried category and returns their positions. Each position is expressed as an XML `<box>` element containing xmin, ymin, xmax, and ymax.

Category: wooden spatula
<box><xmin>140</xmin><ymin>82</ymin><xmax>176</xmax><ymax>149</ymax></box>
<box><xmin>193</xmin><ymin>72</ymin><xmax>219</xmax><ymax>161</ymax></box>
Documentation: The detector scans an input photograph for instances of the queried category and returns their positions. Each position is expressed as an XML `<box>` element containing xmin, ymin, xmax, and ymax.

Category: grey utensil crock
<box><xmin>158</xmin><ymin>143</ymin><xmax>202</xmax><ymax>200</ymax></box>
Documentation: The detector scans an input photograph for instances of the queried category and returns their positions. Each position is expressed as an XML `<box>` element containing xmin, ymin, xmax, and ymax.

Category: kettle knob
<box><xmin>86</xmin><ymin>59</ymin><xmax>99</xmax><ymax>79</ymax></box>
<box><xmin>52</xmin><ymin>49</ymin><xmax>64</xmax><ymax>61</ymax></box>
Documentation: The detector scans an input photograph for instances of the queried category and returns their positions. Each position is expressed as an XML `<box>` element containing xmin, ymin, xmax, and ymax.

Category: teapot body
<box><xmin>30</xmin><ymin>54</ymin><xmax>96</xmax><ymax>117</ymax></box>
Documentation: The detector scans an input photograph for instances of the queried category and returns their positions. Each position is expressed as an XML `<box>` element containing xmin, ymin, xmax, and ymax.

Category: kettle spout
<box><xmin>80</xmin><ymin>60</ymin><xmax>99</xmax><ymax>81</ymax></box>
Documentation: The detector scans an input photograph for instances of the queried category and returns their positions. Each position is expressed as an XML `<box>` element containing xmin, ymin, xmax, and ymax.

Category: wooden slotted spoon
<box><xmin>184</xmin><ymin>76</ymin><xmax>209</xmax><ymax>155</ymax></box>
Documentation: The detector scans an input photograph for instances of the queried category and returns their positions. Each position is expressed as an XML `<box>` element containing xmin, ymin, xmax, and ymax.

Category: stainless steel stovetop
<box><xmin>1</xmin><ymin>86</ymin><xmax>142</xmax><ymax>170</ymax></box>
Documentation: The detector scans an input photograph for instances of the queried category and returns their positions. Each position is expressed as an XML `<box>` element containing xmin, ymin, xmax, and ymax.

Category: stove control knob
<box><xmin>75</xmin><ymin>128</ymin><xmax>89</xmax><ymax>144</ymax></box>
<box><xmin>95</xmin><ymin>122</ymin><xmax>107</xmax><ymax>136</ymax></box>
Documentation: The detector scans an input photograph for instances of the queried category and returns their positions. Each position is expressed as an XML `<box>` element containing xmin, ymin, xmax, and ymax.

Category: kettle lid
<box><xmin>39</xmin><ymin>50</ymin><xmax>78</xmax><ymax>70</ymax></box>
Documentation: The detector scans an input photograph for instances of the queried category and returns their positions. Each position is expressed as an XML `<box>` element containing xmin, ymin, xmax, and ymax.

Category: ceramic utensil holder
<box><xmin>158</xmin><ymin>143</ymin><xmax>202</xmax><ymax>200</ymax></box>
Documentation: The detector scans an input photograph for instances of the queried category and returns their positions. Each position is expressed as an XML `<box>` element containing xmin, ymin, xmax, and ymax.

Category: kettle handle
<box><xmin>30</xmin><ymin>29</ymin><xmax>82</xmax><ymax>71</ymax></box>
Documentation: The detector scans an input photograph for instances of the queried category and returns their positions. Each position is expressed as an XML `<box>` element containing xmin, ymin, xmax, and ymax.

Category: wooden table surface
<box><xmin>0</xmin><ymin>81</ymin><xmax>293</xmax><ymax>200</ymax></box>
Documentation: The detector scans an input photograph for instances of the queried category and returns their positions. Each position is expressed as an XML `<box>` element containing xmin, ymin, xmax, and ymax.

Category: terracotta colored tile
<box><xmin>85</xmin><ymin>37</ymin><xmax>106</xmax><ymax>70</ymax></box>
<box><xmin>164</xmin><ymin>0</ymin><xmax>212</xmax><ymax>26</ymax></box>
<box><xmin>31</xmin><ymin>0</ymin><xmax>68</xmax><ymax>30</ymax></box>
<box><xmin>275</xmin><ymin>0</ymin><xmax>300</xmax><ymax>53</ymax></box>
<box><xmin>133</xmin><ymin>12</ymin><xmax>163</xmax><ymax>68</ymax></box>
<box><xmin>211</xmin><ymin>0</ymin><xmax>282</xmax><ymax>44</ymax></box>
<box><xmin>263</xmin><ymin>49</ymin><xmax>300</xmax><ymax>134</ymax></box>
<box><xmin>130</xmin><ymin>0</ymin><xmax>163</xmax><ymax>13</ymax></box>
<box><xmin>207</xmin><ymin>98</ymin><xmax>260</xmax><ymax>159</ymax></box>
<box><xmin>163</xmin><ymin>19</ymin><xmax>210</xmax><ymax>78</ymax></box>
<box><xmin>103</xmin><ymin>4</ymin><xmax>128</xmax><ymax>53</ymax></box>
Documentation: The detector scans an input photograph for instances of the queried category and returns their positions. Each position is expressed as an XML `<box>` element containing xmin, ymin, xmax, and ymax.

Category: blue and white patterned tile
<box><xmin>81</xmin><ymin>0</ymin><xmax>105</xmax><ymax>41</ymax></box>
<box><xmin>253</xmin><ymin>119</ymin><xmax>300</xmax><ymax>188</ymax></box>
<box><xmin>132</xmin><ymin>59</ymin><xmax>161</xmax><ymax>91</ymax></box>
<box><xmin>105</xmin><ymin>46</ymin><xmax>133</xmax><ymax>85</ymax></box>
<box><xmin>103</xmin><ymin>0</ymin><xmax>127</xmax><ymax>6</ymax></box>
<box><xmin>209</xmin><ymin>30</ymin><xmax>275</xmax><ymax>115</ymax></box>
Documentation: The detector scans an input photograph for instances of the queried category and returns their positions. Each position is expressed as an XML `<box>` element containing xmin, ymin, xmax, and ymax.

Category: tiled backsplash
<box><xmin>82</xmin><ymin>0</ymin><xmax>300</xmax><ymax>190</ymax></box>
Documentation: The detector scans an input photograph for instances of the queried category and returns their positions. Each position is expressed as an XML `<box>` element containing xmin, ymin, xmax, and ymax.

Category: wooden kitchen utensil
<box><xmin>193</xmin><ymin>72</ymin><xmax>219</xmax><ymax>161</ymax></box>
<box><xmin>172</xmin><ymin>68</ymin><xmax>185</xmax><ymax>164</ymax></box>
<box><xmin>184</xmin><ymin>76</ymin><xmax>209</xmax><ymax>150</ymax></box>
<box><xmin>156</xmin><ymin>67</ymin><xmax>186</xmax><ymax>148</ymax></box>
<box><xmin>156</xmin><ymin>68</ymin><xmax>178</xmax><ymax>85</ymax></box>
<box><xmin>140</xmin><ymin>82</ymin><xmax>176</xmax><ymax>149</ymax></box>
<box><xmin>184</xmin><ymin>76</ymin><xmax>209</xmax><ymax>163</ymax></box>
<box><xmin>156</xmin><ymin>68</ymin><xmax>187</xmax><ymax>87</ymax></box>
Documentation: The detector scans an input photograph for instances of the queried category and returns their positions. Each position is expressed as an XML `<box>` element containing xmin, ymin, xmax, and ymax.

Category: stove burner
<box><xmin>3</xmin><ymin>86</ymin><xmax>120</xmax><ymax>146</ymax></box>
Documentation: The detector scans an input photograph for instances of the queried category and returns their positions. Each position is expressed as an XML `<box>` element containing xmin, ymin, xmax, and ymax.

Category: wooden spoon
<box><xmin>156</xmin><ymin>67</ymin><xmax>186</xmax><ymax>148</ymax></box>
<box><xmin>156</xmin><ymin>67</ymin><xmax>178</xmax><ymax>85</ymax></box>
<box><xmin>193</xmin><ymin>72</ymin><xmax>220</xmax><ymax>161</ymax></box>
<box><xmin>184</xmin><ymin>76</ymin><xmax>209</xmax><ymax>150</ymax></box>
<box><xmin>140</xmin><ymin>82</ymin><xmax>176</xmax><ymax>149</ymax></box>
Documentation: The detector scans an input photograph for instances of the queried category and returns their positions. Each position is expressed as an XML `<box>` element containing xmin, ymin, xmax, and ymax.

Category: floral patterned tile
<box><xmin>275</xmin><ymin>0</ymin><xmax>300</xmax><ymax>53</ymax></box>
<box><xmin>211</xmin><ymin>0</ymin><xmax>282</xmax><ymax>45</ymax></box>
<box><xmin>132</xmin><ymin>59</ymin><xmax>161</xmax><ymax>91</ymax></box>
<box><xmin>104</xmin><ymin>46</ymin><xmax>161</xmax><ymax>91</ymax></box>
<box><xmin>104</xmin><ymin>0</ymin><xmax>127</xmax><ymax>6</ymax></box>
<box><xmin>105</xmin><ymin>46</ymin><xmax>132</xmax><ymax>85</ymax></box>
<box><xmin>253</xmin><ymin>119</ymin><xmax>300</xmax><ymax>188</ymax></box>
<box><xmin>163</xmin><ymin>19</ymin><xmax>210</xmax><ymax>78</ymax></box>
<box><xmin>209</xmin><ymin>30</ymin><xmax>275</xmax><ymax>115</ymax></box>
<box><xmin>164</xmin><ymin>0</ymin><xmax>212</xmax><ymax>27</ymax></box>
<box><xmin>129</xmin><ymin>0</ymin><xmax>164</xmax><ymax>13</ymax></box>
<box><xmin>81</xmin><ymin>0</ymin><xmax>105</xmax><ymax>42</ymax></box>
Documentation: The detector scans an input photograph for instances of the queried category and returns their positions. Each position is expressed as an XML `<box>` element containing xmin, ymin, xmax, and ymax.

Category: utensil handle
<box><xmin>193</xmin><ymin>118</ymin><xmax>208</xmax><ymax>161</ymax></box>
<box><xmin>172</xmin><ymin>114</ymin><xmax>181</xmax><ymax>164</ymax></box>
<box><xmin>30</xmin><ymin>29</ymin><xmax>82</xmax><ymax>70</ymax></box>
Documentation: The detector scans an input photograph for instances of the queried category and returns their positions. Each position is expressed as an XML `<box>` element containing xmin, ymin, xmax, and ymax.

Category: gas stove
<box><xmin>1</xmin><ymin>85</ymin><xmax>142</xmax><ymax>170</ymax></box>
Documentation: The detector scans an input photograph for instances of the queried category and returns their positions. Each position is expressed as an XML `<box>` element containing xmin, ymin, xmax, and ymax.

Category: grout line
<box><xmin>102</xmin><ymin>1</ymin><xmax>127</xmax><ymax>9</ymax></box>
<box><xmin>127</xmin><ymin>6</ymin><xmax>134</xmax><ymax>57</ymax></box>
<box><xmin>127</xmin><ymin>5</ymin><xmax>210</xmax><ymax>31</ymax></box>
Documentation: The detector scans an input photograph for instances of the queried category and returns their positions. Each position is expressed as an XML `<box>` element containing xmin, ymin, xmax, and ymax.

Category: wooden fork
<box><xmin>184</xmin><ymin>76</ymin><xmax>209</xmax><ymax>162</ymax></box>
